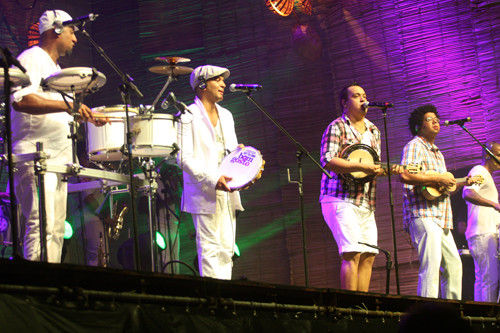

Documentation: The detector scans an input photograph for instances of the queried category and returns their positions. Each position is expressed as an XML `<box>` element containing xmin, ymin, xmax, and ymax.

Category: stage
<box><xmin>0</xmin><ymin>258</ymin><xmax>498</xmax><ymax>332</ymax></box>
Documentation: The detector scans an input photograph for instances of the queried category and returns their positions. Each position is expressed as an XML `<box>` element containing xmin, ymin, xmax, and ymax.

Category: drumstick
<box><xmin>92</xmin><ymin>114</ymin><xmax>124</xmax><ymax>119</ymax></box>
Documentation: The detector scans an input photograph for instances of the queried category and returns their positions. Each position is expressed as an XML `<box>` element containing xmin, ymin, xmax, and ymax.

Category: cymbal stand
<box><xmin>80</xmin><ymin>27</ymin><xmax>143</xmax><ymax>271</ymax></box>
<box><xmin>141</xmin><ymin>158</ymin><xmax>160</xmax><ymax>272</ymax></box>
<box><xmin>149</xmin><ymin>73</ymin><xmax>176</xmax><ymax>112</ymax></box>
<box><xmin>237</xmin><ymin>90</ymin><xmax>332</xmax><ymax>287</ymax></box>
<box><xmin>0</xmin><ymin>47</ymin><xmax>22</xmax><ymax>259</ymax></box>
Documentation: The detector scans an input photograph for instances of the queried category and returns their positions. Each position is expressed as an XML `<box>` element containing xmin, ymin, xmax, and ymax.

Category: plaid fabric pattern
<box><xmin>400</xmin><ymin>136</ymin><xmax>453</xmax><ymax>229</ymax></box>
<box><xmin>319</xmin><ymin>114</ymin><xmax>381</xmax><ymax>210</ymax></box>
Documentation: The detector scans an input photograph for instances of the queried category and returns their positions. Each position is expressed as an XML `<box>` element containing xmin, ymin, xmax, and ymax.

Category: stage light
<box><xmin>266</xmin><ymin>0</ymin><xmax>294</xmax><ymax>17</ymax></box>
<box><xmin>234</xmin><ymin>243</ymin><xmax>241</xmax><ymax>257</ymax></box>
<box><xmin>63</xmin><ymin>221</ymin><xmax>73</xmax><ymax>239</ymax></box>
<box><xmin>156</xmin><ymin>231</ymin><xmax>166</xmax><ymax>250</ymax></box>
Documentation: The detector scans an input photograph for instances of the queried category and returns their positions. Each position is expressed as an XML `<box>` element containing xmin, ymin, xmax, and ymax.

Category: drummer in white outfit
<box><xmin>463</xmin><ymin>141</ymin><xmax>500</xmax><ymax>302</ymax></box>
<box><xmin>177</xmin><ymin>65</ymin><xmax>243</xmax><ymax>279</ymax></box>
<box><xmin>11</xmin><ymin>10</ymin><xmax>102</xmax><ymax>262</ymax></box>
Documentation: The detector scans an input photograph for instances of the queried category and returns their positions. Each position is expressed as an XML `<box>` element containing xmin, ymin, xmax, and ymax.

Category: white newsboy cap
<box><xmin>190</xmin><ymin>65</ymin><xmax>230</xmax><ymax>91</ymax></box>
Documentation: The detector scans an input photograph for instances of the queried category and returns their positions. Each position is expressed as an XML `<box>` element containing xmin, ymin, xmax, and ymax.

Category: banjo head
<box><xmin>340</xmin><ymin>144</ymin><xmax>379</xmax><ymax>184</ymax></box>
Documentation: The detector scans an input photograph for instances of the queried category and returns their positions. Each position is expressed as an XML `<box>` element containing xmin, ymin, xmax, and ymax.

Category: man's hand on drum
<box><xmin>71</xmin><ymin>103</ymin><xmax>109</xmax><ymax>126</ymax></box>
<box><xmin>216</xmin><ymin>175</ymin><xmax>233</xmax><ymax>192</ymax></box>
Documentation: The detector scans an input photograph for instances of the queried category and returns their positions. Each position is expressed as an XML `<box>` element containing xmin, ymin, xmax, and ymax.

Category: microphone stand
<box><xmin>379</xmin><ymin>106</ymin><xmax>400</xmax><ymax>294</ymax></box>
<box><xmin>454</xmin><ymin>123</ymin><xmax>500</xmax><ymax>166</ymax></box>
<box><xmin>359</xmin><ymin>242</ymin><xmax>392</xmax><ymax>294</ymax></box>
<box><xmin>79</xmin><ymin>27</ymin><xmax>144</xmax><ymax>272</ymax></box>
<box><xmin>0</xmin><ymin>47</ymin><xmax>21</xmax><ymax>259</ymax></box>
<box><xmin>241</xmin><ymin>91</ymin><xmax>332</xmax><ymax>287</ymax></box>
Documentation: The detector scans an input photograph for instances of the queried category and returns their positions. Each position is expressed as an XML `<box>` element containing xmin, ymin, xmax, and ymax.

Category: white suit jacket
<box><xmin>177</xmin><ymin>97</ymin><xmax>243</xmax><ymax>214</ymax></box>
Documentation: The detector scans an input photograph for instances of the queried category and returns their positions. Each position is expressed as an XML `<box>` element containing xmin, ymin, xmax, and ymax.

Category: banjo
<box><xmin>339</xmin><ymin>143</ymin><xmax>421</xmax><ymax>184</ymax></box>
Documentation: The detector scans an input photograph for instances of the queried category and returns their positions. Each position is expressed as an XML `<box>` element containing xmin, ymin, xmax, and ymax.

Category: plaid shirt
<box><xmin>400</xmin><ymin>136</ymin><xmax>453</xmax><ymax>230</ymax></box>
<box><xmin>319</xmin><ymin>114</ymin><xmax>381</xmax><ymax>211</ymax></box>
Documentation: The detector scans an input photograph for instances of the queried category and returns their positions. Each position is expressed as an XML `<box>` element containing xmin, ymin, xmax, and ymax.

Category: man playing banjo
<box><xmin>319</xmin><ymin>82</ymin><xmax>401</xmax><ymax>292</ymax></box>
<box><xmin>177</xmin><ymin>65</ymin><xmax>244</xmax><ymax>280</ymax></box>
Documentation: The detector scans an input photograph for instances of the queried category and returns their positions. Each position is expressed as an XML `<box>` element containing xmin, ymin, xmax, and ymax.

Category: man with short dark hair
<box><xmin>11</xmin><ymin>10</ymin><xmax>102</xmax><ymax>262</ymax></box>
<box><xmin>177</xmin><ymin>65</ymin><xmax>243</xmax><ymax>279</ymax></box>
<box><xmin>320</xmin><ymin>83</ymin><xmax>399</xmax><ymax>291</ymax></box>
<box><xmin>463</xmin><ymin>141</ymin><xmax>500</xmax><ymax>302</ymax></box>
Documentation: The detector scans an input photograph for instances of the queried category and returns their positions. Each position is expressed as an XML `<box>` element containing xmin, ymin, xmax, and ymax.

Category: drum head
<box><xmin>0</xmin><ymin>68</ymin><xmax>31</xmax><ymax>89</ymax></box>
<box><xmin>44</xmin><ymin>67</ymin><xmax>106</xmax><ymax>93</ymax></box>
<box><xmin>219</xmin><ymin>146</ymin><xmax>263</xmax><ymax>190</ymax></box>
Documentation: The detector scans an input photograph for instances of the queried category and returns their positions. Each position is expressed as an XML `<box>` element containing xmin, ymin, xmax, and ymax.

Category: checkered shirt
<box><xmin>400</xmin><ymin>136</ymin><xmax>453</xmax><ymax>230</ymax></box>
<box><xmin>319</xmin><ymin>114</ymin><xmax>381</xmax><ymax>211</ymax></box>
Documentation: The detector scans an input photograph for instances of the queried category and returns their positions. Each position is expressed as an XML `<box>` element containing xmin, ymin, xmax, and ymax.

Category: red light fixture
<box><xmin>266</xmin><ymin>0</ymin><xmax>294</xmax><ymax>17</ymax></box>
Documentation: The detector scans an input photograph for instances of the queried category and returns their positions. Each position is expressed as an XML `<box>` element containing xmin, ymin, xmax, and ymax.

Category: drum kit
<box><xmin>0</xmin><ymin>55</ymin><xmax>265</xmax><ymax>269</ymax></box>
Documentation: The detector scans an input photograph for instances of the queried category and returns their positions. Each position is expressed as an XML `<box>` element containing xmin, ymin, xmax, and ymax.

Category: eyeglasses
<box><xmin>424</xmin><ymin>116</ymin><xmax>440</xmax><ymax>124</ymax></box>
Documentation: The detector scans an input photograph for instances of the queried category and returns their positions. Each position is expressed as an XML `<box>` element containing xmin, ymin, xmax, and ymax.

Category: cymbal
<box><xmin>0</xmin><ymin>68</ymin><xmax>31</xmax><ymax>89</ymax></box>
<box><xmin>43</xmin><ymin>67</ymin><xmax>106</xmax><ymax>94</ymax></box>
<box><xmin>149</xmin><ymin>65</ymin><xmax>193</xmax><ymax>76</ymax></box>
<box><xmin>154</xmin><ymin>56</ymin><xmax>190</xmax><ymax>64</ymax></box>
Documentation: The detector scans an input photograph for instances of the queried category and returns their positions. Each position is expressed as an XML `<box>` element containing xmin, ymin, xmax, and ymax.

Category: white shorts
<box><xmin>321</xmin><ymin>200</ymin><xmax>378</xmax><ymax>255</ymax></box>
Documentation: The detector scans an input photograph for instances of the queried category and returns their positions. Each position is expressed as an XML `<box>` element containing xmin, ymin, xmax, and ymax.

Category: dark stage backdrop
<box><xmin>2</xmin><ymin>0</ymin><xmax>500</xmax><ymax>296</ymax></box>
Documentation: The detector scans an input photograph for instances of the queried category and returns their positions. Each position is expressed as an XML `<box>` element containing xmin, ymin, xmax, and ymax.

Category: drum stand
<box><xmin>234</xmin><ymin>90</ymin><xmax>331</xmax><ymax>287</ymax></box>
<box><xmin>140</xmin><ymin>158</ymin><xmax>160</xmax><ymax>272</ymax></box>
<box><xmin>0</xmin><ymin>47</ymin><xmax>22</xmax><ymax>259</ymax></box>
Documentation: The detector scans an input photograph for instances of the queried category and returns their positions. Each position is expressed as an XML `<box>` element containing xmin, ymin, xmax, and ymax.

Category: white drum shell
<box><xmin>87</xmin><ymin>106</ymin><xmax>138</xmax><ymax>161</ymax></box>
<box><xmin>131</xmin><ymin>114</ymin><xmax>177</xmax><ymax>157</ymax></box>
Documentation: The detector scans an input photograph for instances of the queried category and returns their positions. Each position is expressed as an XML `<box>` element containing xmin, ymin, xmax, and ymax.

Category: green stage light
<box><xmin>156</xmin><ymin>231</ymin><xmax>166</xmax><ymax>250</ymax></box>
<box><xmin>63</xmin><ymin>221</ymin><xmax>73</xmax><ymax>239</ymax></box>
<box><xmin>234</xmin><ymin>243</ymin><xmax>240</xmax><ymax>257</ymax></box>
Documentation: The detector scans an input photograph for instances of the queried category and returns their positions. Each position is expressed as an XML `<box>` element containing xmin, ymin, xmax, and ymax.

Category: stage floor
<box><xmin>0</xmin><ymin>258</ymin><xmax>499</xmax><ymax>332</ymax></box>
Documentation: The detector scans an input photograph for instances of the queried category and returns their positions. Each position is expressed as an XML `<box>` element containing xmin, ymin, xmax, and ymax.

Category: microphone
<box><xmin>229</xmin><ymin>83</ymin><xmax>263</xmax><ymax>92</ymax></box>
<box><xmin>62</xmin><ymin>13</ymin><xmax>99</xmax><ymax>29</ymax></box>
<box><xmin>362</xmin><ymin>101</ymin><xmax>394</xmax><ymax>109</ymax></box>
<box><xmin>161</xmin><ymin>92</ymin><xmax>191</xmax><ymax>115</ymax></box>
<box><xmin>444</xmin><ymin>117</ymin><xmax>471</xmax><ymax>126</ymax></box>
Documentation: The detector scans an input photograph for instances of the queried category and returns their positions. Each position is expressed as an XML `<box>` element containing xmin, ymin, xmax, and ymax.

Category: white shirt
<box><xmin>11</xmin><ymin>46</ymin><xmax>72</xmax><ymax>157</ymax></box>
<box><xmin>463</xmin><ymin>165</ymin><xmax>500</xmax><ymax>239</ymax></box>
<box><xmin>177</xmin><ymin>96</ymin><xmax>243</xmax><ymax>214</ymax></box>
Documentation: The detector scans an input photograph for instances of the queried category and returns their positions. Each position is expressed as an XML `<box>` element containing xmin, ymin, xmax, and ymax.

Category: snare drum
<box><xmin>218</xmin><ymin>146</ymin><xmax>264</xmax><ymax>191</ymax></box>
<box><xmin>131</xmin><ymin>114</ymin><xmax>177</xmax><ymax>157</ymax></box>
<box><xmin>87</xmin><ymin>105</ymin><xmax>138</xmax><ymax>161</ymax></box>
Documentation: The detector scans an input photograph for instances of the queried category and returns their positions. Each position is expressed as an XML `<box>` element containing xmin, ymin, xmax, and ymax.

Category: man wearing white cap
<box><xmin>177</xmin><ymin>65</ymin><xmax>243</xmax><ymax>279</ymax></box>
<box><xmin>11</xmin><ymin>10</ymin><xmax>101</xmax><ymax>262</ymax></box>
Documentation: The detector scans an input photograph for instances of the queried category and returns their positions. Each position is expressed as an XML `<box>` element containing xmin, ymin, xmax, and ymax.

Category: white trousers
<box><xmin>14</xmin><ymin>162</ymin><xmax>67</xmax><ymax>263</ymax></box>
<box><xmin>467</xmin><ymin>233</ymin><xmax>500</xmax><ymax>302</ymax></box>
<box><xmin>409</xmin><ymin>217</ymin><xmax>462</xmax><ymax>299</ymax></box>
<box><xmin>192</xmin><ymin>192</ymin><xmax>235</xmax><ymax>280</ymax></box>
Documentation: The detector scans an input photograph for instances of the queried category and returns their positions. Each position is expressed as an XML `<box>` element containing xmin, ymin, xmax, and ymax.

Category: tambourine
<box><xmin>218</xmin><ymin>146</ymin><xmax>264</xmax><ymax>191</ymax></box>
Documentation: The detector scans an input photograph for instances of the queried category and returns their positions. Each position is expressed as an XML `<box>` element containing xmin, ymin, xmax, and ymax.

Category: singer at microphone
<box><xmin>444</xmin><ymin>117</ymin><xmax>471</xmax><ymax>126</ymax></box>
<box><xmin>229</xmin><ymin>83</ymin><xmax>263</xmax><ymax>92</ymax></box>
